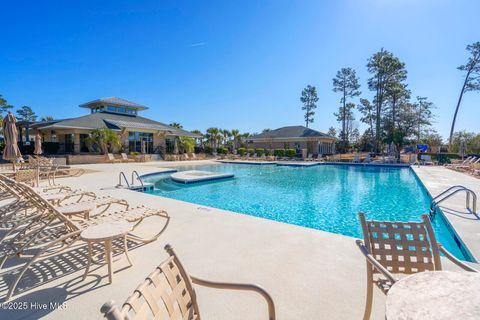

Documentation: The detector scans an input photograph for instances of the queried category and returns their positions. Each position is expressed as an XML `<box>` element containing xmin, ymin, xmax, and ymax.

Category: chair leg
<box><xmin>123</xmin><ymin>236</ymin><xmax>132</xmax><ymax>267</ymax></box>
<box><xmin>83</xmin><ymin>242</ymin><xmax>93</xmax><ymax>280</ymax></box>
<box><xmin>363</xmin><ymin>267</ymin><xmax>374</xmax><ymax>320</ymax></box>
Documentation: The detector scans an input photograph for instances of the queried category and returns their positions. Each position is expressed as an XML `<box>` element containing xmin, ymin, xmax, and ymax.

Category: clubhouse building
<box><xmin>247</xmin><ymin>125</ymin><xmax>337</xmax><ymax>155</ymax></box>
<box><xmin>28</xmin><ymin>97</ymin><xmax>200</xmax><ymax>154</ymax></box>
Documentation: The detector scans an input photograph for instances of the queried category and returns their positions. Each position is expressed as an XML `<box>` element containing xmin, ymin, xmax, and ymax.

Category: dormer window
<box><xmin>81</xmin><ymin>98</ymin><xmax>145</xmax><ymax>116</ymax></box>
<box><xmin>100</xmin><ymin>105</ymin><xmax>138</xmax><ymax>115</ymax></box>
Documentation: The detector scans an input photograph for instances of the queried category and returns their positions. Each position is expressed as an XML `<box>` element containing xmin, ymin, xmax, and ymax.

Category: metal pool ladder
<box><xmin>131</xmin><ymin>170</ymin><xmax>144</xmax><ymax>188</ymax></box>
<box><xmin>117</xmin><ymin>171</ymin><xmax>145</xmax><ymax>188</ymax></box>
<box><xmin>118</xmin><ymin>172</ymin><xmax>130</xmax><ymax>188</ymax></box>
<box><xmin>430</xmin><ymin>185</ymin><xmax>477</xmax><ymax>216</ymax></box>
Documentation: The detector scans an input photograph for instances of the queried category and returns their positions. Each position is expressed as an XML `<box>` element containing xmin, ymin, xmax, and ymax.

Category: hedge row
<box><xmin>236</xmin><ymin>148</ymin><xmax>297</xmax><ymax>157</ymax></box>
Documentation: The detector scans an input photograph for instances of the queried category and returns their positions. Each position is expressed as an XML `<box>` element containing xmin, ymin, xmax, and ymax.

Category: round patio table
<box><xmin>386</xmin><ymin>271</ymin><xmax>480</xmax><ymax>320</ymax></box>
<box><xmin>81</xmin><ymin>221</ymin><xmax>133</xmax><ymax>284</ymax></box>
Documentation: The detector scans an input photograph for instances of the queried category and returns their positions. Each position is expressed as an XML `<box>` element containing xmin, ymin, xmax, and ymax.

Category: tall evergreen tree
<box><xmin>16</xmin><ymin>105</ymin><xmax>37</xmax><ymax>122</ymax></box>
<box><xmin>334</xmin><ymin>102</ymin><xmax>356</xmax><ymax>150</ymax></box>
<box><xmin>0</xmin><ymin>94</ymin><xmax>14</xmax><ymax>116</ymax></box>
<box><xmin>386</xmin><ymin>82</ymin><xmax>409</xmax><ymax>132</ymax></box>
<box><xmin>327</xmin><ymin>127</ymin><xmax>337</xmax><ymax>138</ymax></box>
<box><xmin>366</xmin><ymin>49</ymin><xmax>406</xmax><ymax>153</ymax></box>
<box><xmin>413</xmin><ymin>96</ymin><xmax>434</xmax><ymax>142</ymax></box>
<box><xmin>41</xmin><ymin>115</ymin><xmax>54</xmax><ymax>121</ymax></box>
<box><xmin>300</xmin><ymin>85</ymin><xmax>319</xmax><ymax>128</ymax></box>
<box><xmin>0</xmin><ymin>94</ymin><xmax>14</xmax><ymax>135</ymax></box>
<box><xmin>357</xmin><ymin>98</ymin><xmax>375</xmax><ymax>147</ymax></box>
<box><xmin>449</xmin><ymin>41</ymin><xmax>480</xmax><ymax>147</ymax></box>
<box><xmin>332</xmin><ymin>67</ymin><xmax>361</xmax><ymax>151</ymax></box>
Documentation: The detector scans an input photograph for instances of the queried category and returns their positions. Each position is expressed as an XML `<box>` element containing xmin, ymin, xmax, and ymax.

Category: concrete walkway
<box><xmin>1</xmin><ymin>161</ymin><xmax>478</xmax><ymax>320</ymax></box>
<box><xmin>412</xmin><ymin>166</ymin><xmax>480</xmax><ymax>260</ymax></box>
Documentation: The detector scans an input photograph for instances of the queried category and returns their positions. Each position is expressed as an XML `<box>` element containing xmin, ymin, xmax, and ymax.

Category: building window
<box><xmin>101</xmin><ymin>106</ymin><xmax>136</xmax><ymax>115</ymax></box>
<box><xmin>80</xmin><ymin>134</ymin><xmax>89</xmax><ymax>152</ymax></box>
<box><xmin>128</xmin><ymin>132</ymin><xmax>153</xmax><ymax>153</ymax></box>
<box><xmin>64</xmin><ymin>134</ymin><xmax>75</xmax><ymax>153</ymax></box>
<box><xmin>165</xmin><ymin>138</ymin><xmax>175</xmax><ymax>153</ymax></box>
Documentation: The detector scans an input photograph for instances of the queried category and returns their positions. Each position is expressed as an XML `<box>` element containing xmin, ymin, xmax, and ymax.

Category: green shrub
<box><xmin>238</xmin><ymin>148</ymin><xmax>246</xmax><ymax>156</ymax></box>
<box><xmin>429</xmin><ymin>153</ymin><xmax>461</xmax><ymax>164</ymax></box>
<box><xmin>255</xmin><ymin>148</ymin><xmax>265</xmax><ymax>155</ymax></box>
<box><xmin>204</xmin><ymin>146</ymin><xmax>212</xmax><ymax>154</ymax></box>
<box><xmin>0</xmin><ymin>141</ymin><xmax>5</xmax><ymax>153</ymax></box>
<box><xmin>217</xmin><ymin>147</ymin><xmax>228</xmax><ymax>155</ymax></box>
<box><xmin>264</xmin><ymin>149</ymin><xmax>272</xmax><ymax>156</ymax></box>
<box><xmin>274</xmin><ymin>149</ymin><xmax>285</xmax><ymax>157</ymax></box>
<box><xmin>285</xmin><ymin>149</ymin><xmax>296</xmax><ymax>157</ymax></box>
<box><xmin>246</xmin><ymin>148</ymin><xmax>255</xmax><ymax>156</ymax></box>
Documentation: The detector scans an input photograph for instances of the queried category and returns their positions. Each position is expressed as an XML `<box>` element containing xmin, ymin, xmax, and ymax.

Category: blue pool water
<box><xmin>143</xmin><ymin>163</ymin><xmax>472</xmax><ymax>261</ymax></box>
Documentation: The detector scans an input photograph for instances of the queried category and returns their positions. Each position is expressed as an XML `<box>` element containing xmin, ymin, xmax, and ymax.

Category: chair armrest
<box><xmin>190</xmin><ymin>275</ymin><xmax>276</xmax><ymax>320</ymax></box>
<box><xmin>438</xmin><ymin>244</ymin><xmax>479</xmax><ymax>272</ymax></box>
<box><xmin>355</xmin><ymin>240</ymin><xmax>397</xmax><ymax>284</ymax></box>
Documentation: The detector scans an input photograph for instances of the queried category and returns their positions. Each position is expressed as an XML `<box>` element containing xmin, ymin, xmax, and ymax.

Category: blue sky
<box><xmin>1</xmin><ymin>0</ymin><xmax>479</xmax><ymax>138</ymax></box>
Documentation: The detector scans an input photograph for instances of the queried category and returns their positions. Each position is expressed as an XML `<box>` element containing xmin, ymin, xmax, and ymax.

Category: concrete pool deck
<box><xmin>1</xmin><ymin>160</ymin><xmax>478</xmax><ymax>320</ymax></box>
<box><xmin>412</xmin><ymin>166</ymin><xmax>480</xmax><ymax>261</ymax></box>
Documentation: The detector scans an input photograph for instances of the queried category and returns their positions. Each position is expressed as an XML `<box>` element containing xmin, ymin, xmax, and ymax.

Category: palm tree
<box><xmin>231</xmin><ymin>129</ymin><xmax>241</xmax><ymax>150</ymax></box>
<box><xmin>169</xmin><ymin>122</ymin><xmax>183</xmax><ymax>129</ymax></box>
<box><xmin>205</xmin><ymin>127</ymin><xmax>221</xmax><ymax>149</ymax></box>
<box><xmin>85</xmin><ymin>128</ymin><xmax>122</xmax><ymax>154</ymax></box>
<box><xmin>221</xmin><ymin>129</ymin><xmax>231</xmax><ymax>147</ymax></box>
<box><xmin>241</xmin><ymin>132</ymin><xmax>252</xmax><ymax>148</ymax></box>
<box><xmin>190</xmin><ymin>129</ymin><xmax>204</xmax><ymax>146</ymax></box>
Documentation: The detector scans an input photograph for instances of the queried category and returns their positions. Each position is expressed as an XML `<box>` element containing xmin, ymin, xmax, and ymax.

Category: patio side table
<box><xmin>81</xmin><ymin>221</ymin><xmax>133</xmax><ymax>284</ymax></box>
<box><xmin>386</xmin><ymin>270</ymin><xmax>480</xmax><ymax>320</ymax></box>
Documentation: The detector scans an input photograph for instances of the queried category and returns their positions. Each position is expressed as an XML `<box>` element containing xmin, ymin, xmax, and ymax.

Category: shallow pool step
<box><xmin>128</xmin><ymin>182</ymin><xmax>155</xmax><ymax>192</ymax></box>
<box><xmin>171</xmin><ymin>170</ymin><xmax>234</xmax><ymax>184</ymax></box>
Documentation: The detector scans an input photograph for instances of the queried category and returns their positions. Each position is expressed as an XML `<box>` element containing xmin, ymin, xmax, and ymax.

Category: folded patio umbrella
<box><xmin>141</xmin><ymin>140</ymin><xmax>146</xmax><ymax>154</ymax></box>
<box><xmin>173</xmin><ymin>138</ymin><xmax>179</xmax><ymax>154</ymax></box>
<box><xmin>34</xmin><ymin>133</ymin><xmax>43</xmax><ymax>155</ymax></box>
<box><xmin>2</xmin><ymin>112</ymin><xmax>22</xmax><ymax>170</ymax></box>
<box><xmin>459</xmin><ymin>140</ymin><xmax>466</xmax><ymax>159</ymax></box>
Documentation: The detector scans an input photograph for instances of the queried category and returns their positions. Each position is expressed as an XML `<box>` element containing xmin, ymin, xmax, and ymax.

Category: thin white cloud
<box><xmin>188</xmin><ymin>42</ymin><xmax>206</xmax><ymax>47</ymax></box>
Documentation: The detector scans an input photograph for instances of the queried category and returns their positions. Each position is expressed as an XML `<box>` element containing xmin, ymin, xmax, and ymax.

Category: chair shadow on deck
<box><xmin>0</xmin><ymin>238</ymin><xmax>144</xmax><ymax>314</ymax></box>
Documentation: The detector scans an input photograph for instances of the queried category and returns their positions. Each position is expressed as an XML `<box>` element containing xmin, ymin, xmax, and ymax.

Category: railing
<box><xmin>118</xmin><ymin>172</ymin><xmax>130</xmax><ymax>188</ymax></box>
<box><xmin>430</xmin><ymin>185</ymin><xmax>477</xmax><ymax>216</ymax></box>
<box><xmin>131</xmin><ymin>170</ymin><xmax>144</xmax><ymax>188</ymax></box>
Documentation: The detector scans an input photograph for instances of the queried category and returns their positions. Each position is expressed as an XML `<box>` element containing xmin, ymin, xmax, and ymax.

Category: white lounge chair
<box><xmin>121</xmin><ymin>153</ymin><xmax>135</xmax><ymax>163</ymax></box>
<box><xmin>107</xmin><ymin>153</ymin><xmax>122</xmax><ymax>163</ymax></box>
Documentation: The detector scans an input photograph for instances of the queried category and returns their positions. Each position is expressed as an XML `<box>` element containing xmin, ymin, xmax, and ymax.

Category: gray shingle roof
<box><xmin>249</xmin><ymin>126</ymin><xmax>336</xmax><ymax>140</ymax></box>
<box><xmin>166</xmin><ymin>127</ymin><xmax>202</xmax><ymax>138</ymax></box>
<box><xmin>79</xmin><ymin>97</ymin><xmax>148</xmax><ymax>110</ymax></box>
<box><xmin>33</xmin><ymin>112</ymin><xmax>201</xmax><ymax>138</ymax></box>
<box><xmin>103</xmin><ymin>119</ymin><xmax>172</xmax><ymax>131</ymax></box>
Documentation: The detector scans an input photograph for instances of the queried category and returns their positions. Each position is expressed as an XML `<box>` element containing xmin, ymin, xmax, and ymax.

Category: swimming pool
<box><xmin>143</xmin><ymin>163</ymin><xmax>473</xmax><ymax>261</ymax></box>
